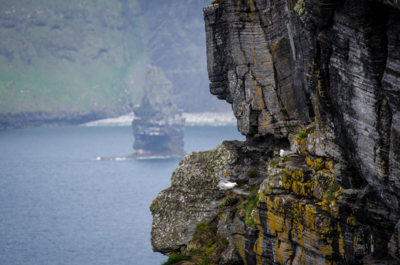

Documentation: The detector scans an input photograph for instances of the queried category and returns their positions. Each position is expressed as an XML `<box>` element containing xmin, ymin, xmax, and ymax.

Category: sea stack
<box><xmin>130</xmin><ymin>66</ymin><xmax>185</xmax><ymax>159</ymax></box>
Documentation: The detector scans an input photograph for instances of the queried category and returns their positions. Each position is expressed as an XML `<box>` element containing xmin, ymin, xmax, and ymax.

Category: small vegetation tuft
<box><xmin>270</xmin><ymin>156</ymin><xmax>290</xmax><ymax>167</ymax></box>
<box><xmin>324</xmin><ymin>183</ymin><xmax>341</xmax><ymax>202</ymax></box>
<box><xmin>162</xmin><ymin>254</ymin><xmax>190</xmax><ymax>265</ymax></box>
<box><xmin>239</xmin><ymin>194</ymin><xmax>259</xmax><ymax>228</ymax></box>
<box><xmin>197</xmin><ymin>256</ymin><xmax>213</xmax><ymax>265</ymax></box>
<box><xmin>245</xmin><ymin>216</ymin><xmax>255</xmax><ymax>227</ymax></box>
<box><xmin>211</xmin><ymin>0</ymin><xmax>220</xmax><ymax>4</ymax></box>
<box><xmin>205</xmin><ymin>243</ymin><xmax>217</xmax><ymax>256</ymax></box>
<box><xmin>330</xmin><ymin>183</ymin><xmax>340</xmax><ymax>193</ymax></box>
<box><xmin>270</xmin><ymin>160</ymin><xmax>278</xmax><ymax>167</ymax></box>
<box><xmin>313</xmin><ymin>165</ymin><xmax>323</xmax><ymax>172</ymax></box>
<box><xmin>324</xmin><ymin>190</ymin><xmax>335</xmax><ymax>201</ymax></box>
<box><xmin>195</xmin><ymin>223</ymin><xmax>211</xmax><ymax>233</ymax></box>
<box><xmin>190</xmin><ymin>221</ymin><xmax>228</xmax><ymax>264</ymax></box>
<box><xmin>299</xmin><ymin>130</ymin><xmax>307</xmax><ymax>138</ymax></box>
<box><xmin>249</xmin><ymin>184</ymin><xmax>260</xmax><ymax>193</ymax></box>
<box><xmin>224</xmin><ymin>197</ymin><xmax>239</xmax><ymax>206</ymax></box>
<box><xmin>291</xmin><ymin>209</ymin><xmax>299</xmax><ymax>218</ymax></box>
<box><xmin>246</xmin><ymin>169</ymin><xmax>258</xmax><ymax>178</ymax></box>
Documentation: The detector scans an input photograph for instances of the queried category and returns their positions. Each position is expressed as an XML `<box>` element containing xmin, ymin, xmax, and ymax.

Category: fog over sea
<box><xmin>0</xmin><ymin>125</ymin><xmax>245</xmax><ymax>265</ymax></box>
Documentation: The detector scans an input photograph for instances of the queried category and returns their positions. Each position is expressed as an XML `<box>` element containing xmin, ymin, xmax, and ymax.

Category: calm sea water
<box><xmin>0</xmin><ymin>125</ymin><xmax>245</xmax><ymax>265</ymax></box>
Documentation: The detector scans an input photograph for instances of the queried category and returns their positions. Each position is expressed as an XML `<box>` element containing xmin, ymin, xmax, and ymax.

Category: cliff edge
<box><xmin>150</xmin><ymin>0</ymin><xmax>400</xmax><ymax>264</ymax></box>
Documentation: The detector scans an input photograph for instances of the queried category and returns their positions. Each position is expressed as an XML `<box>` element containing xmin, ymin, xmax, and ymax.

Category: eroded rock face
<box><xmin>131</xmin><ymin>67</ymin><xmax>185</xmax><ymax>158</ymax></box>
<box><xmin>150</xmin><ymin>139</ymin><xmax>287</xmax><ymax>254</ymax></box>
<box><xmin>202</xmin><ymin>0</ymin><xmax>400</xmax><ymax>263</ymax></box>
<box><xmin>204</xmin><ymin>0</ymin><xmax>312</xmax><ymax>138</ymax></box>
<box><xmin>204</xmin><ymin>0</ymin><xmax>400</xmax><ymax>204</ymax></box>
<box><xmin>150</xmin><ymin>0</ymin><xmax>400</xmax><ymax>264</ymax></box>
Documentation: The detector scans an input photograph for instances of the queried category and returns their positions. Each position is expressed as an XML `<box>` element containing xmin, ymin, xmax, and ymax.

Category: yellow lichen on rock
<box><xmin>232</xmin><ymin>234</ymin><xmax>247</xmax><ymax>265</ymax></box>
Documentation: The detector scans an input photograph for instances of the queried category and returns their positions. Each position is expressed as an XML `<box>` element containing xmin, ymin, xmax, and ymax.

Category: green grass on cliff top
<box><xmin>0</xmin><ymin>0</ymin><xmax>146</xmax><ymax>114</ymax></box>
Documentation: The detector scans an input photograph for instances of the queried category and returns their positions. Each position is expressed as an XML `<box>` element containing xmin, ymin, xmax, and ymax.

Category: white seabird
<box><xmin>217</xmin><ymin>178</ymin><xmax>251</xmax><ymax>195</ymax></box>
<box><xmin>280</xmin><ymin>149</ymin><xmax>298</xmax><ymax>157</ymax></box>
<box><xmin>217</xmin><ymin>179</ymin><xmax>238</xmax><ymax>190</ymax></box>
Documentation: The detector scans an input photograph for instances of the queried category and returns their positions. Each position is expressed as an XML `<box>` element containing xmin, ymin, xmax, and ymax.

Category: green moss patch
<box><xmin>238</xmin><ymin>194</ymin><xmax>260</xmax><ymax>228</ymax></box>
<box><xmin>162</xmin><ymin>254</ymin><xmax>191</xmax><ymax>265</ymax></box>
<box><xmin>324</xmin><ymin>183</ymin><xmax>341</xmax><ymax>202</ymax></box>
<box><xmin>314</xmin><ymin>165</ymin><xmax>324</xmax><ymax>172</ymax></box>
<box><xmin>189</xmin><ymin>221</ymin><xmax>228</xmax><ymax>264</ymax></box>
<box><xmin>223</xmin><ymin>197</ymin><xmax>238</xmax><ymax>207</ymax></box>
<box><xmin>246</xmin><ymin>169</ymin><xmax>257</xmax><ymax>178</ymax></box>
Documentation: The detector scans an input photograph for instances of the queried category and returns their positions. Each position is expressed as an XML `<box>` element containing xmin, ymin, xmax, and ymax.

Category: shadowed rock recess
<box><xmin>130</xmin><ymin>66</ymin><xmax>185</xmax><ymax>159</ymax></box>
<box><xmin>150</xmin><ymin>0</ymin><xmax>400</xmax><ymax>264</ymax></box>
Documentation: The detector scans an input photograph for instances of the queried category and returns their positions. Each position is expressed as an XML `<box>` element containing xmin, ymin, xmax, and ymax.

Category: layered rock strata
<box><xmin>130</xmin><ymin>66</ymin><xmax>185</xmax><ymax>158</ymax></box>
<box><xmin>150</xmin><ymin>0</ymin><xmax>400</xmax><ymax>264</ymax></box>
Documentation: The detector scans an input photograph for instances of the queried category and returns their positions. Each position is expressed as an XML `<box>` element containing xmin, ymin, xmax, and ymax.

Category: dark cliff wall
<box><xmin>150</xmin><ymin>0</ymin><xmax>400</xmax><ymax>264</ymax></box>
<box><xmin>204</xmin><ymin>0</ymin><xmax>400</xmax><ymax>223</ymax></box>
<box><xmin>203</xmin><ymin>0</ymin><xmax>400</xmax><ymax>263</ymax></box>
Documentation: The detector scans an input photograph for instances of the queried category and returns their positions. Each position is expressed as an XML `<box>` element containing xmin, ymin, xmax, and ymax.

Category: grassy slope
<box><xmin>0</xmin><ymin>0</ymin><xmax>147</xmax><ymax>114</ymax></box>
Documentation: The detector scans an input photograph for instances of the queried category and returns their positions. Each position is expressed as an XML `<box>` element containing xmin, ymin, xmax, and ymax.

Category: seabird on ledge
<box><xmin>280</xmin><ymin>149</ymin><xmax>298</xmax><ymax>157</ymax></box>
<box><xmin>217</xmin><ymin>179</ymin><xmax>238</xmax><ymax>190</ymax></box>
<box><xmin>218</xmin><ymin>177</ymin><xmax>252</xmax><ymax>195</ymax></box>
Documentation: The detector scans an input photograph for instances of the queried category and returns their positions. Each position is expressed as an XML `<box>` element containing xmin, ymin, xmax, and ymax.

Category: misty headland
<box><xmin>0</xmin><ymin>0</ymin><xmax>229</xmax><ymax>130</ymax></box>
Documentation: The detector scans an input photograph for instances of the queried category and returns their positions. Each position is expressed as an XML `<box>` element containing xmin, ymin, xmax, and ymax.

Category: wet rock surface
<box><xmin>130</xmin><ymin>66</ymin><xmax>185</xmax><ymax>159</ymax></box>
<box><xmin>150</xmin><ymin>0</ymin><xmax>400</xmax><ymax>264</ymax></box>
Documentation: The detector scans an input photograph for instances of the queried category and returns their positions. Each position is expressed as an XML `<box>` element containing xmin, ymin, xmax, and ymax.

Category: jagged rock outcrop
<box><xmin>151</xmin><ymin>137</ymin><xmax>288</xmax><ymax>253</ymax></box>
<box><xmin>130</xmin><ymin>66</ymin><xmax>185</xmax><ymax>158</ymax></box>
<box><xmin>150</xmin><ymin>0</ymin><xmax>400</xmax><ymax>264</ymax></box>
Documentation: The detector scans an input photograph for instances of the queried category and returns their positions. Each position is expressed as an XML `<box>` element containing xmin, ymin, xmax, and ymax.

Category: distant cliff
<box><xmin>151</xmin><ymin>0</ymin><xmax>400</xmax><ymax>264</ymax></box>
<box><xmin>0</xmin><ymin>0</ymin><xmax>228</xmax><ymax>130</ymax></box>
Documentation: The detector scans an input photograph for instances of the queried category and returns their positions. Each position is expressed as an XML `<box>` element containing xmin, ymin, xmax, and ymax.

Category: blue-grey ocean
<box><xmin>0</xmin><ymin>125</ymin><xmax>245</xmax><ymax>265</ymax></box>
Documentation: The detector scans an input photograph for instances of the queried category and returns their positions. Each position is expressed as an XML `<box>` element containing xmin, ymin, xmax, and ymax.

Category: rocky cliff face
<box><xmin>151</xmin><ymin>0</ymin><xmax>400</xmax><ymax>264</ymax></box>
<box><xmin>130</xmin><ymin>66</ymin><xmax>185</xmax><ymax>158</ymax></box>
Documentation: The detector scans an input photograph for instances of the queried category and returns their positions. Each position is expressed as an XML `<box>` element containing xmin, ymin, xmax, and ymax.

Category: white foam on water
<box><xmin>135</xmin><ymin>156</ymin><xmax>174</xmax><ymax>160</ymax></box>
<box><xmin>81</xmin><ymin>112</ymin><xmax>236</xmax><ymax>127</ymax></box>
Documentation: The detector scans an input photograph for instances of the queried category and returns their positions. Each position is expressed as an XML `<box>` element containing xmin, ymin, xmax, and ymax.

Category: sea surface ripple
<box><xmin>0</xmin><ymin>125</ymin><xmax>244</xmax><ymax>265</ymax></box>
